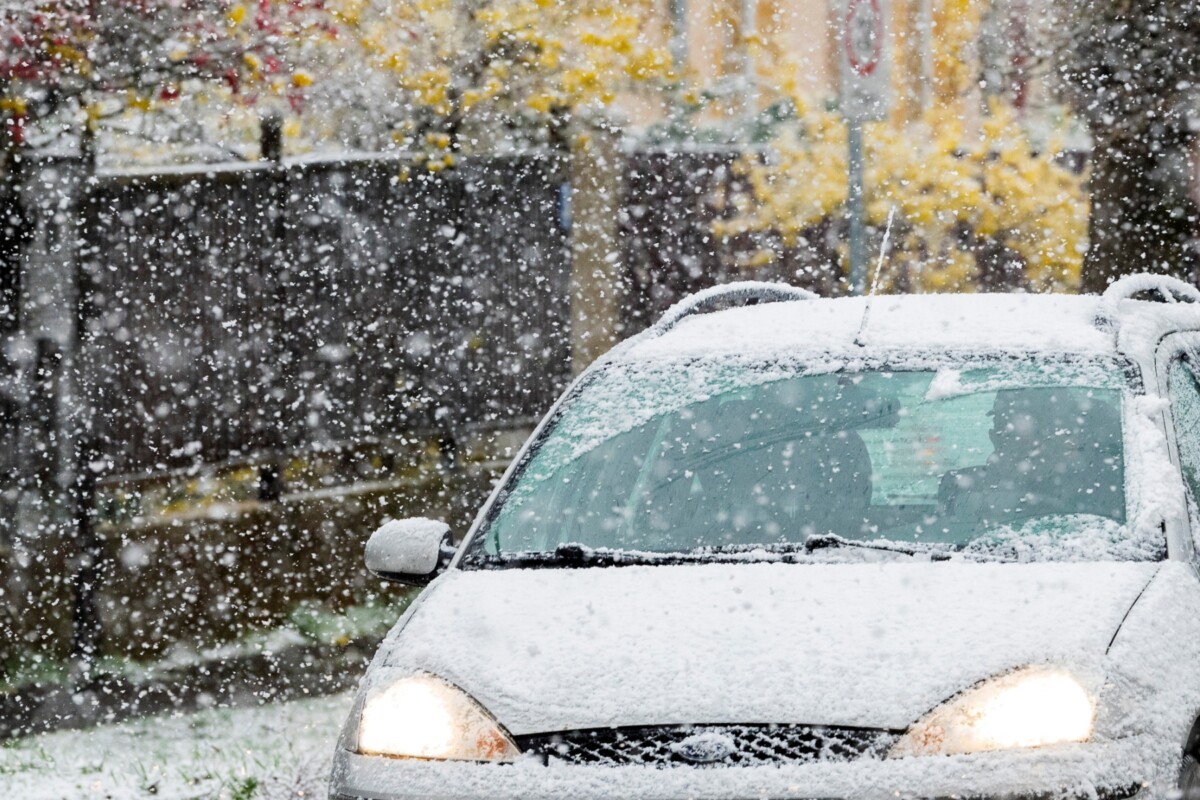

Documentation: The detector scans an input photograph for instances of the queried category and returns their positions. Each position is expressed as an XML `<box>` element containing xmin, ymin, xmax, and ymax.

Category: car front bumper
<box><xmin>328</xmin><ymin>735</ymin><xmax>1159</xmax><ymax>800</ymax></box>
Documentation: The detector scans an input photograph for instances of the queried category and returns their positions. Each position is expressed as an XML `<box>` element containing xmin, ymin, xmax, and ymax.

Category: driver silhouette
<box><xmin>938</xmin><ymin>388</ymin><xmax>1122</xmax><ymax>524</ymax></box>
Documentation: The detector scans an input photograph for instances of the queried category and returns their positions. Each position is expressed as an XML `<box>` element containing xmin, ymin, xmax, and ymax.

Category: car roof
<box><xmin>617</xmin><ymin>278</ymin><xmax>1200</xmax><ymax>370</ymax></box>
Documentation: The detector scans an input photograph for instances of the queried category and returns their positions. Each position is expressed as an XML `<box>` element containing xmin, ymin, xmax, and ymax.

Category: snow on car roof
<box><xmin>622</xmin><ymin>292</ymin><xmax>1200</xmax><ymax>364</ymax></box>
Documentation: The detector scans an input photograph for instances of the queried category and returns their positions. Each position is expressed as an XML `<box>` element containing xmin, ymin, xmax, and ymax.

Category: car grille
<box><xmin>515</xmin><ymin>723</ymin><xmax>897</xmax><ymax>767</ymax></box>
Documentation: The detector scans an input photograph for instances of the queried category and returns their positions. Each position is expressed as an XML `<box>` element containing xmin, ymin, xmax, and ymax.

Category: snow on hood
<box><xmin>382</xmin><ymin>560</ymin><xmax>1158</xmax><ymax>735</ymax></box>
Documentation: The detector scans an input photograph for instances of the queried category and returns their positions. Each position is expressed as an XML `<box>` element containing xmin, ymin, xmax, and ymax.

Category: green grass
<box><xmin>230</xmin><ymin>776</ymin><xmax>260</xmax><ymax>800</ymax></box>
<box><xmin>1</xmin><ymin>596</ymin><xmax>414</xmax><ymax>694</ymax></box>
<box><xmin>287</xmin><ymin>595</ymin><xmax>416</xmax><ymax>646</ymax></box>
<box><xmin>0</xmin><ymin>652</ymin><xmax>70</xmax><ymax>692</ymax></box>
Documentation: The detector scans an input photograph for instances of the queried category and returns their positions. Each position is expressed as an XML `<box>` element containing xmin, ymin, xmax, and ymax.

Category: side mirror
<box><xmin>365</xmin><ymin>518</ymin><xmax>455</xmax><ymax>586</ymax></box>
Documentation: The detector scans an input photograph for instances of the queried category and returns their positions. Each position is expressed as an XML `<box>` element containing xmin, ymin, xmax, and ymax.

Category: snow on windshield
<box><xmin>473</xmin><ymin>357</ymin><xmax>1157</xmax><ymax>563</ymax></box>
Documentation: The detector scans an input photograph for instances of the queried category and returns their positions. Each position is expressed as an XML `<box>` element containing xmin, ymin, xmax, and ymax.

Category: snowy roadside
<box><xmin>0</xmin><ymin>691</ymin><xmax>353</xmax><ymax>799</ymax></box>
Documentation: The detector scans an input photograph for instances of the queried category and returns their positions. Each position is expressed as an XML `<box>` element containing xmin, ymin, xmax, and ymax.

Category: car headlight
<box><xmin>358</xmin><ymin>673</ymin><xmax>521</xmax><ymax>762</ymax></box>
<box><xmin>890</xmin><ymin>666</ymin><xmax>1096</xmax><ymax>758</ymax></box>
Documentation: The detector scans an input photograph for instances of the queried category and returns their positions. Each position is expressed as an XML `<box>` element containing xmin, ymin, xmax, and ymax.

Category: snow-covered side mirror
<box><xmin>365</xmin><ymin>518</ymin><xmax>455</xmax><ymax>586</ymax></box>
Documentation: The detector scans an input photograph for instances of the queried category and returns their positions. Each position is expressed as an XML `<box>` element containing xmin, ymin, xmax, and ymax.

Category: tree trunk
<box><xmin>1082</xmin><ymin>130</ymin><xmax>1200</xmax><ymax>294</ymax></box>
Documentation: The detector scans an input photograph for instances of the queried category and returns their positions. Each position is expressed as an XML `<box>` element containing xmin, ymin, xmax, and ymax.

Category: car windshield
<box><xmin>465</xmin><ymin>357</ymin><xmax>1160</xmax><ymax>566</ymax></box>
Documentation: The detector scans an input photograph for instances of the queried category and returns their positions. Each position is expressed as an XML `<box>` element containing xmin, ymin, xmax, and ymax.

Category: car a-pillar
<box><xmin>1179</xmin><ymin>717</ymin><xmax>1200</xmax><ymax>797</ymax></box>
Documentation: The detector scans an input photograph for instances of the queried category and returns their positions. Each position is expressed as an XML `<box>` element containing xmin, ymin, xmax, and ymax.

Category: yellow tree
<box><xmin>334</xmin><ymin>0</ymin><xmax>671</xmax><ymax>168</ymax></box>
<box><xmin>716</xmin><ymin>0</ymin><xmax>1089</xmax><ymax>294</ymax></box>
<box><xmin>1</xmin><ymin>1</ymin><xmax>336</xmax><ymax>163</ymax></box>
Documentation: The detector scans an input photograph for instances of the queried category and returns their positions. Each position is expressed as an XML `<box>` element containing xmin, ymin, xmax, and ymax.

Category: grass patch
<box><xmin>230</xmin><ymin>775</ymin><xmax>260</xmax><ymax>800</ymax></box>
<box><xmin>1</xmin><ymin>597</ymin><xmax>414</xmax><ymax>694</ymax></box>
<box><xmin>287</xmin><ymin>595</ymin><xmax>417</xmax><ymax>647</ymax></box>
<box><xmin>0</xmin><ymin>652</ymin><xmax>70</xmax><ymax>693</ymax></box>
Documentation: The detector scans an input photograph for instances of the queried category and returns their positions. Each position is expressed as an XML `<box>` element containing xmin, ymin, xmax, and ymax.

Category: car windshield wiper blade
<box><xmin>469</xmin><ymin>536</ymin><xmax>958</xmax><ymax>570</ymax></box>
<box><xmin>470</xmin><ymin>541</ymin><xmax>827</xmax><ymax>569</ymax></box>
<box><xmin>467</xmin><ymin>543</ymin><xmax>701</xmax><ymax>569</ymax></box>
<box><xmin>692</xmin><ymin>541</ymin><xmax>812</xmax><ymax>559</ymax></box>
<box><xmin>803</xmin><ymin>533</ymin><xmax>954</xmax><ymax>561</ymax></box>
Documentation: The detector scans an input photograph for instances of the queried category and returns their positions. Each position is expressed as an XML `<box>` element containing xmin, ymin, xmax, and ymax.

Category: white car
<box><xmin>331</xmin><ymin>274</ymin><xmax>1200</xmax><ymax>800</ymax></box>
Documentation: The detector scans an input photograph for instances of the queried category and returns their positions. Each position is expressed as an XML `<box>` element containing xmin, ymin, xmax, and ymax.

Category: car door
<box><xmin>1156</xmin><ymin>332</ymin><xmax>1200</xmax><ymax>563</ymax></box>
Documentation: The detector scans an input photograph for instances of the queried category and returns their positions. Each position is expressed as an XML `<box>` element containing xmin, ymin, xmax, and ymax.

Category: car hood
<box><xmin>382</xmin><ymin>560</ymin><xmax>1158</xmax><ymax>735</ymax></box>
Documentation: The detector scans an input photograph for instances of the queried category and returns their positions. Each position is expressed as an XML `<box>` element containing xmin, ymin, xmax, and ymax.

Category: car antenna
<box><xmin>854</xmin><ymin>205</ymin><xmax>896</xmax><ymax>347</ymax></box>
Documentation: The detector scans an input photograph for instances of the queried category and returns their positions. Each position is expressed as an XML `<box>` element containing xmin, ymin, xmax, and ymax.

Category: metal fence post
<box><xmin>68</xmin><ymin>434</ymin><xmax>101</xmax><ymax>673</ymax></box>
<box><xmin>260</xmin><ymin>112</ymin><xmax>284</xmax><ymax>165</ymax></box>
<box><xmin>257</xmin><ymin>111</ymin><xmax>287</xmax><ymax>500</ymax></box>
<box><xmin>29</xmin><ymin>338</ymin><xmax>61</xmax><ymax>498</ymax></box>
<box><xmin>69</xmin><ymin>167</ymin><xmax>102</xmax><ymax>677</ymax></box>
<box><xmin>0</xmin><ymin>155</ymin><xmax>29</xmax><ymax>338</ymax></box>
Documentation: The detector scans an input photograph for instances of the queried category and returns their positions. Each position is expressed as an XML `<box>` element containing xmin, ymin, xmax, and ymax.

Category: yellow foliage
<box><xmin>46</xmin><ymin>44</ymin><xmax>91</xmax><ymax>76</ymax></box>
<box><xmin>707</xmin><ymin>0</ymin><xmax>1087</xmax><ymax>294</ymax></box>
<box><xmin>461</xmin><ymin>89</ymin><xmax>483</xmax><ymax>110</ymax></box>
<box><xmin>334</xmin><ymin>0</ymin><xmax>366</xmax><ymax>25</ymax></box>
<box><xmin>126</xmin><ymin>92</ymin><xmax>152</xmax><ymax>112</ymax></box>
<box><xmin>625</xmin><ymin>48</ymin><xmax>671</xmax><ymax>81</ymax></box>
<box><xmin>720</xmin><ymin>104</ymin><xmax>1089</xmax><ymax>294</ymax></box>
<box><xmin>932</xmin><ymin>0</ymin><xmax>985</xmax><ymax>103</ymax></box>
<box><xmin>424</xmin><ymin>131</ymin><xmax>451</xmax><ymax>148</ymax></box>
<box><xmin>526</xmin><ymin>92</ymin><xmax>555</xmax><ymax>114</ymax></box>
<box><xmin>332</xmin><ymin>0</ymin><xmax>668</xmax><ymax>156</ymax></box>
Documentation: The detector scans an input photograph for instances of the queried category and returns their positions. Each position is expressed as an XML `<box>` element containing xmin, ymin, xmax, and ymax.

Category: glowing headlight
<box><xmin>358</xmin><ymin>673</ymin><xmax>520</xmax><ymax>762</ymax></box>
<box><xmin>890</xmin><ymin>667</ymin><xmax>1095</xmax><ymax>758</ymax></box>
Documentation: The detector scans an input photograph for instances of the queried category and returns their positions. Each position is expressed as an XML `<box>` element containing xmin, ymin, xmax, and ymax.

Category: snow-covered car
<box><xmin>331</xmin><ymin>273</ymin><xmax>1200</xmax><ymax>800</ymax></box>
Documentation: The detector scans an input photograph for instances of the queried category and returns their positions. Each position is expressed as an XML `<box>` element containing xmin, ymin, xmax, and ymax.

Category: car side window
<box><xmin>1168</xmin><ymin>357</ymin><xmax>1200</xmax><ymax>519</ymax></box>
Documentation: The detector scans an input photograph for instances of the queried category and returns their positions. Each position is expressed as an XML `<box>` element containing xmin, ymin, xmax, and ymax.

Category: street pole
<box><xmin>848</xmin><ymin>119</ymin><xmax>867</xmax><ymax>295</ymax></box>
<box><xmin>839</xmin><ymin>0</ymin><xmax>889</xmax><ymax>295</ymax></box>
<box><xmin>742</xmin><ymin>0</ymin><xmax>758</xmax><ymax>126</ymax></box>
<box><xmin>669</xmin><ymin>0</ymin><xmax>687</xmax><ymax>73</ymax></box>
<box><xmin>918</xmin><ymin>0</ymin><xmax>933</xmax><ymax>112</ymax></box>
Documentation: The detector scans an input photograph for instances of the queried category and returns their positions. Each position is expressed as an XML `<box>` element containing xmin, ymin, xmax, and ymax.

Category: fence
<box><xmin>0</xmin><ymin>147</ymin><xmax>752</xmax><ymax>669</ymax></box>
<box><xmin>77</xmin><ymin>154</ymin><xmax>572</xmax><ymax>480</ymax></box>
<box><xmin>618</xmin><ymin>148</ymin><xmax>871</xmax><ymax>336</ymax></box>
<box><xmin>619</xmin><ymin>150</ymin><xmax>743</xmax><ymax>334</ymax></box>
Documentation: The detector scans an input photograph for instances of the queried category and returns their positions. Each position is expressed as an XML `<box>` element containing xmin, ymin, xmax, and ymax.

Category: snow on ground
<box><xmin>0</xmin><ymin>691</ymin><xmax>353</xmax><ymax>799</ymax></box>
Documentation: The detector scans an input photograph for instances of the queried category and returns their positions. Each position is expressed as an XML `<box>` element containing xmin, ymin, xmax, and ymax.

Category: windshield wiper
<box><xmin>466</xmin><ymin>536</ymin><xmax>959</xmax><ymax>570</ymax></box>
<box><xmin>465</xmin><ymin>543</ymin><xmax>701</xmax><ymax>570</ymax></box>
<box><xmin>468</xmin><ymin>541</ymin><xmax>835</xmax><ymax>569</ymax></box>
<box><xmin>803</xmin><ymin>533</ymin><xmax>954</xmax><ymax>561</ymax></box>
